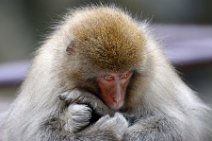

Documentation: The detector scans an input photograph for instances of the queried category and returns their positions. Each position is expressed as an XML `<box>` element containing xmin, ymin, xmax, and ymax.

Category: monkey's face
<box><xmin>96</xmin><ymin>71</ymin><xmax>132</xmax><ymax>110</ymax></box>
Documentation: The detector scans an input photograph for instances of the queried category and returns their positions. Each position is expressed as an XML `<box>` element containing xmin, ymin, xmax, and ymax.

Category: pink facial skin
<box><xmin>96</xmin><ymin>71</ymin><xmax>132</xmax><ymax>110</ymax></box>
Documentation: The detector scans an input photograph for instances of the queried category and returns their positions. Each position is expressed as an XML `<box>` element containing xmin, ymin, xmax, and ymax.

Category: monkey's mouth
<box><xmin>109</xmin><ymin>99</ymin><xmax>124</xmax><ymax>110</ymax></box>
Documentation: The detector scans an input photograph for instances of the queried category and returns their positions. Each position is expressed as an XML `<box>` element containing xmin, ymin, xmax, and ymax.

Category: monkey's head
<box><xmin>66</xmin><ymin>7</ymin><xmax>146</xmax><ymax>110</ymax></box>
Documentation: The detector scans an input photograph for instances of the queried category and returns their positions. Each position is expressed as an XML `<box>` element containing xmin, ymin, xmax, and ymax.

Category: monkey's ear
<box><xmin>66</xmin><ymin>41</ymin><xmax>75</xmax><ymax>55</ymax></box>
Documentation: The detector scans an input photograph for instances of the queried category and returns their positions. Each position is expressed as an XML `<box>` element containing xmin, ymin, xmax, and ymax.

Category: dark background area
<box><xmin>1</xmin><ymin>0</ymin><xmax>212</xmax><ymax>62</ymax></box>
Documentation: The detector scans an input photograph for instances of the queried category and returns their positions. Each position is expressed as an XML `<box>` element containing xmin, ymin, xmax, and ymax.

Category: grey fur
<box><xmin>2</xmin><ymin>6</ymin><xmax>211</xmax><ymax>141</ymax></box>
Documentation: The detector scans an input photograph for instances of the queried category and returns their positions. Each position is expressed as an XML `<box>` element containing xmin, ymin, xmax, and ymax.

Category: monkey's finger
<box><xmin>58</xmin><ymin>94</ymin><xmax>66</xmax><ymax>101</ymax></box>
<box><xmin>95</xmin><ymin>115</ymin><xmax>110</xmax><ymax>127</ymax></box>
<box><xmin>113</xmin><ymin>113</ymin><xmax>129</xmax><ymax>136</ymax></box>
<box><xmin>59</xmin><ymin>94</ymin><xmax>81</xmax><ymax>105</ymax></box>
<box><xmin>114</xmin><ymin>113</ymin><xmax>128</xmax><ymax>127</ymax></box>
<box><xmin>70</xmin><ymin>96</ymin><xmax>81</xmax><ymax>104</ymax></box>
<box><xmin>58</xmin><ymin>92</ymin><xmax>73</xmax><ymax>102</ymax></box>
<box><xmin>98</xmin><ymin>113</ymin><xmax>128</xmax><ymax>131</ymax></box>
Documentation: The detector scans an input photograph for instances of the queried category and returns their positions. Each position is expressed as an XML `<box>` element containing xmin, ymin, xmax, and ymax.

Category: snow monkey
<box><xmin>3</xmin><ymin>6</ymin><xmax>210</xmax><ymax>141</ymax></box>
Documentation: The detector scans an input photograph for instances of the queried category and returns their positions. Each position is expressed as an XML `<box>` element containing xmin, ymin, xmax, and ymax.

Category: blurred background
<box><xmin>0</xmin><ymin>0</ymin><xmax>212</xmax><ymax>127</ymax></box>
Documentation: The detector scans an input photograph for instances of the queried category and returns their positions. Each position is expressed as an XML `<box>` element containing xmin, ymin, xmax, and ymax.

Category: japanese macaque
<box><xmin>2</xmin><ymin>6</ymin><xmax>210</xmax><ymax>141</ymax></box>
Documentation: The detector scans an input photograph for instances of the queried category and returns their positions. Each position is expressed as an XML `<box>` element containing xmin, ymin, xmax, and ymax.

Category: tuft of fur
<box><xmin>70</xmin><ymin>7</ymin><xmax>145</xmax><ymax>72</ymax></box>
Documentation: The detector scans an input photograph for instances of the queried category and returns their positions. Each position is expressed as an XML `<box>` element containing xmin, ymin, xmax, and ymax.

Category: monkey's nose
<box><xmin>112</xmin><ymin>96</ymin><xmax>117</xmax><ymax>103</ymax></box>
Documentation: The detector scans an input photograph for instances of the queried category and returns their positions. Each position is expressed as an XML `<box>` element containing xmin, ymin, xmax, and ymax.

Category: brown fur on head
<box><xmin>64</xmin><ymin>6</ymin><xmax>148</xmax><ymax>99</ymax></box>
<box><xmin>67</xmin><ymin>7</ymin><xmax>146</xmax><ymax>75</ymax></box>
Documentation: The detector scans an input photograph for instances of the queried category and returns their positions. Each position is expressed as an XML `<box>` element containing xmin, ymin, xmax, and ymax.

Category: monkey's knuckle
<box><xmin>70</xmin><ymin>90</ymin><xmax>81</xmax><ymax>97</ymax></box>
<box><xmin>98</xmin><ymin>114</ymin><xmax>128</xmax><ymax>134</ymax></box>
<box><xmin>68</xmin><ymin>104</ymin><xmax>86</xmax><ymax>111</ymax></box>
<box><xmin>60</xmin><ymin>90</ymin><xmax>81</xmax><ymax>102</ymax></box>
<box><xmin>78</xmin><ymin>111</ymin><xmax>91</xmax><ymax>121</ymax></box>
<box><xmin>72</xmin><ymin>115</ymin><xmax>90</xmax><ymax>123</ymax></box>
<box><xmin>95</xmin><ymin>115</ymin><xmax>110</xmax><ymax>127</ymax></box>
<box><xmin>69</xmin><ymin>104</ymin><xmax>92</xmax><ymax>120</ymax></box>
<box><xmin>114</xmin><ymin>113</ymin><xmax>128</xmax><ymax>127</ymax></box>
<box><xmin>80</xmin><ymin>104</ymin><xmax>92</xmax><ymax>112</ymax></box>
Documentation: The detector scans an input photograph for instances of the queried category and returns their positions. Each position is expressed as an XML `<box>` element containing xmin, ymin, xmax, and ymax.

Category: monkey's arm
<box><xmin>38</xmin><ymin>108</ymin><xmax>127</xmax><ymax>141</ymax></box>
<box><xmin>32</xmin><ymin>90</ymin><xmax>127</xmax><ymax>141</ymax></box>
<box><xmin>123</xmin><ymin>115</ymin><xmax>183</xmax><ymax>141</ymax></box>
<box><xmin>59</xmin><ymin>89</ymin><xmax>115</xmax><ymax>117</ymax></box>
<box><xmin>59</xmin><ymin>90</ymin><xmax>182</xmax><ymax>141</ymax></box>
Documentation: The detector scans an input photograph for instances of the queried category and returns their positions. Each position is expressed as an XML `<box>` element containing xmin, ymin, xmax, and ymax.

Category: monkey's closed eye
<box><xmin>103</xmin><ymin>75</ymin><xmax>114</xmax><ymax>81</ymax></box>
<box><xmin>120</xmin><ymin>72</ymin><xmax>132</xmax><ymax>79</ymax></box>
